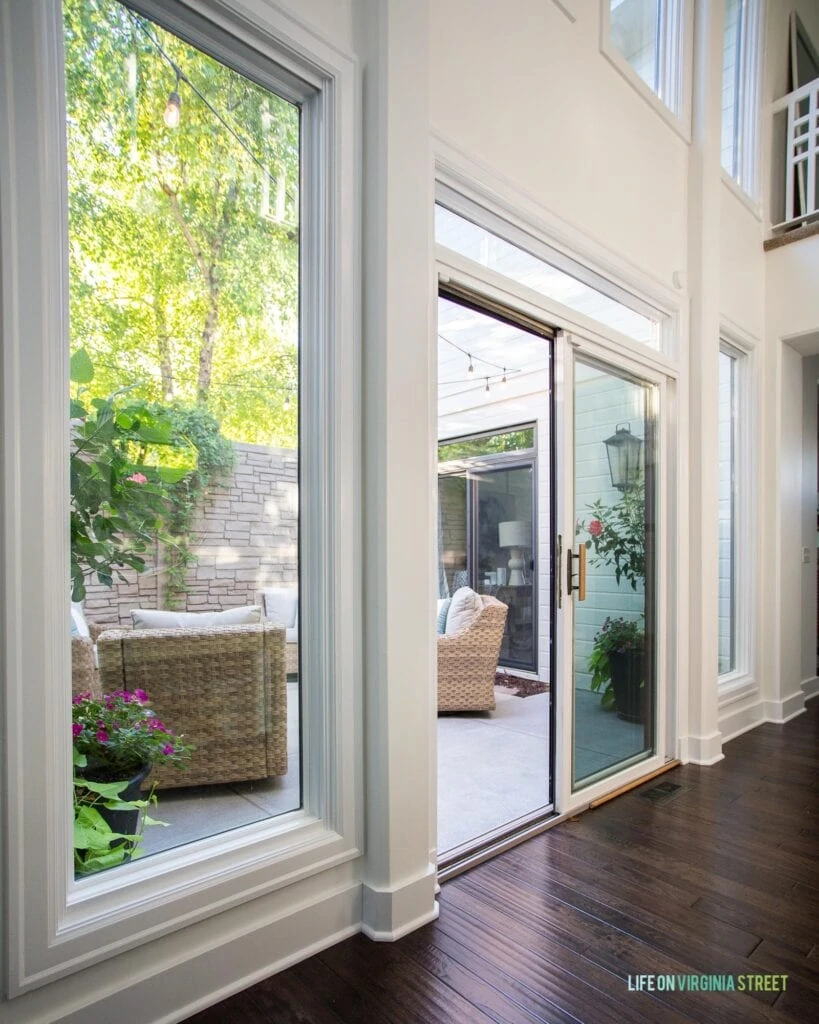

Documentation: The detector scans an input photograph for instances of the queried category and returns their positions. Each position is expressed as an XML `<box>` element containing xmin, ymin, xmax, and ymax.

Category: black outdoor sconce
<box><xmin>603</xmin><ymin>422</ymin><xmax>644</xmax><ymax>492</ymax></box>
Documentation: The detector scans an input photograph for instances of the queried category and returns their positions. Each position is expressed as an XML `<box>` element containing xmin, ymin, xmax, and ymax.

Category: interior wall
<box><xmin>429</xmin><ymin>0</ymin><xmax>688</xmax><ymax>288</ymax></box>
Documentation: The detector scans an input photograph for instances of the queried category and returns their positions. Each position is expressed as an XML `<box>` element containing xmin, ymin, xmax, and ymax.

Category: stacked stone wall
<box><xmin>83</xmin><ymin>443</ymin><xmax>298</xmax><ymax>626</ymax></box>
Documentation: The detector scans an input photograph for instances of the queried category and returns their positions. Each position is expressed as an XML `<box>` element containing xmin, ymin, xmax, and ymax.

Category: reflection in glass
<box><xmin>610</xmin><ymin>0</ymin><xmax>661</xmax><ymax>94</ymax></box>
<box><xmin>572</xmin><ymin>359</ymin><xmax>654</xmax><ymax>789</ymax></box>
<box><xmin>65</xmin><ymin>0</ymin><xmax>301</xmax><ymax>873</ymax></box>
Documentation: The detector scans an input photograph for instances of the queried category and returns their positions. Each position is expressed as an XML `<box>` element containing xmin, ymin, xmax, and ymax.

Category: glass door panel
<box><xmin>472</xmin><ymin>465</ymin><xmax>537</xmax><ymax>672</ymax></box>
<box><xmin>571</xmin><ymin>358</ymin><xmax>656</xmax><ymax>789</ymax></box>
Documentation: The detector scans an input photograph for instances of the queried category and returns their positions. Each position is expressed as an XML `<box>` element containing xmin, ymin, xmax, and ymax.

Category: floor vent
<box><xmin>640</xmin><ymin>780</ymin><xmax>686</xmax><ymax>804</ymax></box>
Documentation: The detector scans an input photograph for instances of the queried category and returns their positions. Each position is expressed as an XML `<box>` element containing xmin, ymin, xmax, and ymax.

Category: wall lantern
<box><xmin>603</xmin><ymin>422</ymin><xmax>643</xmax><ymax>492</ymax></box>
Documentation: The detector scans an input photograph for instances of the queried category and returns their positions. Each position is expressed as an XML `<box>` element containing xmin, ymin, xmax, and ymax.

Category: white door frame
<box><xmin>555</xmin><ymin>331</ymin><xmax>676</xmax><ymax>815</ymax></box>
<box><xmin>435</xmin><ymin>253</ymin><xmax>679</xmax><ymax>819</ymax></box>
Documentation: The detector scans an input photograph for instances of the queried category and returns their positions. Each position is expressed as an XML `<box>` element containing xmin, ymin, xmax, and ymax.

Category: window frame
<box><xmin>720</xmin><ymin>0</ymin><xmax>763</xmax><ymax>206</ymax></box>
<box><xmin>1</xmin><ymin>0</ymin><xmax>360</xmax><ymax>995</ymax></box>
<box><xmin>717</xmin><ymin>333</ymin><xmax>756</xmax><ymax>698</ymax></box>
<box><xmin>600</xmin><ymin>0</ymin><xmax>694</xmax><ymax>142</ymax></box>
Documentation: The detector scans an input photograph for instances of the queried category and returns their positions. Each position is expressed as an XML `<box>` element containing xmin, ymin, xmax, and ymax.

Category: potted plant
<box><xmin>72</xmin><ymin>688</ymin><xmax>193</xmax><ymax>875</ymax></box>
<box><xmin>578</xmin><ymin>487</ymin><xmax>647</xmax><ymax>719</ymax></box>
<box><xmin>587</xmin><ymin>616</ymin><xmax>645</xmax><ymax>723</ymax></box>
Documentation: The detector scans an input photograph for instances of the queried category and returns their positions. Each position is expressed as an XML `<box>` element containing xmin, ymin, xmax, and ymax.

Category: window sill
<box><xmin>720</xmin><ymin>172</ymin><xmax>762</xmax><ymax>221</ymax></box>
<box><xmin>718</xmin><ymin>673</ymin><xmax>758</xmax><ymax>707</ymax></box>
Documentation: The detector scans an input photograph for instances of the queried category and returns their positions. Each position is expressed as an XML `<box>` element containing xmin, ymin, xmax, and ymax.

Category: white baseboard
<box><xmin>718</xmin><ymin>700</ymin><xmax>765</xmax><ymax>744</ymax></box>
<box><xmin>801</xmin><ymin>675</ymin><xmax>819</xmax><ymax>700</ymax></box>
<box><xmin>2</xmin><ymin>882</ymin><xmax>362</xmax><ymax>1024</ymax></box>
<box><xmin>361</xmin><ymin>863</ymin><xmax>439</xmax><ymax>941</ymax></box>
<box><xmin>763</xmin><ymin>690</ymin><xmax>806</xmax><ymax>723</ymax></box>
<box><xmin>680</xmin><ymin>731</ymin><xmax>724</xmax><ymax>765</ymax></box>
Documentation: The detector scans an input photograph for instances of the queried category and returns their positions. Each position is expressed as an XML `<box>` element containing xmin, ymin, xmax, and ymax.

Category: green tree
<box><xmin>63</xmin><ymin>0</ymin><xmax>299</xmax><ymax>446</ymax></box>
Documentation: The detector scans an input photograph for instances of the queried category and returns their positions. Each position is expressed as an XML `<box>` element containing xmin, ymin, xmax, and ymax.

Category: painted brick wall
<box><xmin>82</xmin><ymin>442</ymin><xmax>298</xmax><ymax>627</ymax></box>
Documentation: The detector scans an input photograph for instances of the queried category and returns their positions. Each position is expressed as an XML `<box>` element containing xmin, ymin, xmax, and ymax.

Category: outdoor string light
<box><xmin>163</xmin><ymin>72</ymin><xmax>182</xmax><ymax>128</ymax></box>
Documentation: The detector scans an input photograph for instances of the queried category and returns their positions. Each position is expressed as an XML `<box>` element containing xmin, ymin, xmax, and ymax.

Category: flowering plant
<box><xmin>588</xmin><ymin>616</ymin><xmax>645</xmax><ymax>710</ymax></box>
<box><xmin>577</xmin><ymin>488</ymin><xmax>645</xmax><ymax>591</ymax></box>
<box><xmin>72</xmin><ymin>689</ymin><xmax>193</xmax><ymax>780</ymax></box>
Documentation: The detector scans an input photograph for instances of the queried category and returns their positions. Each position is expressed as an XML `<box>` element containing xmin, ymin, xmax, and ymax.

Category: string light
<box><xmin>484</xmin><ymin>377</ymin><xmax>490</xmax><ymax>394</ymax></box>
<box><xmin>283</xmin><ymin>392</ymin><xmax>291</xmax><ymax>411</ymax></box>
<box><xmin>502</xmin><ymin>367</ymin><xmax>508</xmax><ymax>387</ymax></box>
<box><xmin>467</xmin><ymin>354</ymin><xmax>474</xmax><ymax>377</ymax></box>
<box><xmin>163</xmin><ymin>72</ymin><xmax>181</xmax><ymax>128</ymax></box>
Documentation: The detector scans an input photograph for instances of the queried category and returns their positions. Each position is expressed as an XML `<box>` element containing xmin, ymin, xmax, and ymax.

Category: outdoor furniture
<box><xmin>71</xmin><ymin>622</ymin><xmax>107</xmax><ymax>696</ymax></box>
<box><xmin>97</xmin><ymin>621</ymin><xmax>287</xmax><ymax>789</ymax></box>
<box><xmin>261</xmin><ymin>587</ymin><xmax>299</xmax><ymax>676</ymax></box>
<box><xmin>437</xmin><ymin>594</ymin><xmax>508</xmax><ymax>712</ymax></box>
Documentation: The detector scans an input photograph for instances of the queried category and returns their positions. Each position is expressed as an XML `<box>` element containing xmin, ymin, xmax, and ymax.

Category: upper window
<box><xmin>718</xmin><ymin>348</ymin><xmax>737</xmax><ymax>676</ymax></box>
<box><xmin>603</xmin><ymin>0</ymin><xmax>689</xmax><ymax>127</ymax></box>
<box><xmin>721</xmin><ymin>0</ymin><xmax>761</xmax><ymax>198</ymax></box>
<box><xmin>435</xmin><ymin>205</ymin><xmax>665</xmax><ymax>350</ymax></box>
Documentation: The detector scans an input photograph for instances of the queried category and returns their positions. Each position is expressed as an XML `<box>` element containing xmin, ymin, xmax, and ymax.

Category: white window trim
<box><xmin>599</xmin><ymin>0</ymin><xmax>694</xmax><ymax>143</ymax></box>
<box><xmin>717</xmin><ymin>326</ymin><xmax>758</xmax><ymax>699</ymax></box>
<box><xmin>721</xmin><ymin>0</ymin><xmax>763</xmax><ymax>203</ymax></box>
<box><xmin>435</xmin><ymin>175</ymin><xmax>683</xmax><ymax>369</ymax></box>
<box><xmin>1</xmin><ymin>0</ymin><xmax>360</xmax><ymax>995</ymax></box>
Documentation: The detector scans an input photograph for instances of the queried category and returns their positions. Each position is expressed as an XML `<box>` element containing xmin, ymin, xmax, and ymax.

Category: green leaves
<box><xmin>70</xmin><ymin>347</ymin><xmax>94</xmax><ymax>384</ymax></box>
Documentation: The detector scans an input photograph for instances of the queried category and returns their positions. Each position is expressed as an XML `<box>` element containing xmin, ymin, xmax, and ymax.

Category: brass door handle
<box><xmin>566</xmin><ymin>543</ymin><xmax>587</xmax><ymax>601</ymax></box>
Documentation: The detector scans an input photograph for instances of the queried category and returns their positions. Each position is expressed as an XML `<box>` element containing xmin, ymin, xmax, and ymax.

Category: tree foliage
<box><xmin>63</xmin><ymin>0</ymin><xmax>299</xmax><ymax>446</ymax></box>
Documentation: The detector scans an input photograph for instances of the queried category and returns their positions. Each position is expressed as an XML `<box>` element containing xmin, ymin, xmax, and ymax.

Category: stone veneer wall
<box><xmin>83</xmin><ymin>442</ymin><xmax>298</xmax><ymax>627</ymax></box>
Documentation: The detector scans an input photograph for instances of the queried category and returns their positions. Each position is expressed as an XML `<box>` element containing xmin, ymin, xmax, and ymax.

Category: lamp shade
<box><xmin>603</xmin><ymin>423</ymin><xmax>644</xmax><ymax>492</ymax></box>
<box><xmin>498</xmin><ymin>520</ymin><xmax>530</xmax><ymax>548</ymax></box>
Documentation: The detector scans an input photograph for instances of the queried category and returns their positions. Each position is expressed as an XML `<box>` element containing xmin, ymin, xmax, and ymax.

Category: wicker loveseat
<box><xmin>96</xmin><ymin>621</ymin><xmax>287</xmax><ymax>789</ymax></box>
<box><xmin>437</xmin><ymin>594</ymin><xmax>508</xmax><ymax>713</ymax></box>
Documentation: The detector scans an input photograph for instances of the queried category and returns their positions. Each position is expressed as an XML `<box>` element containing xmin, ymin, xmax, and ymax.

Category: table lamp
<box><xmin>498</xmin><ymin>520</ymin><xmax>530</xmax><ymax>586</ymax></box>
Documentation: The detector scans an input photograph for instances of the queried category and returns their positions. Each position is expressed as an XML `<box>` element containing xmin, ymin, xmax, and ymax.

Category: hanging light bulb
<box><xmin>467</xmin><ymin>354</ymin><xmax>474</xmax><ymax>377</ymax></box>
<box><xmin>283</xmin><ymin>391</ymin><xmax>291</xmax><ymax>412</ymax></box>
<box><xmin>164</xmin><ymin>73</ymin><xmax>182</xmax><ymax>128</ymax></box>
<box><xmin>501</xmin><ymin>367</ymin><xmax>508</xmax><ymax>387</ymax></box>
<box><xmin>484</xmin><ymin>377</ymin><xmax>491</xmax><ymax>394</ymax></box>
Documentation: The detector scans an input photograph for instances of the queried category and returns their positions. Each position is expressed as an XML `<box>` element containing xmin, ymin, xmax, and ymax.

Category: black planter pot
<box><xmin>608</xmin><ymin>649</ymin><xmax>644</xmax><ymax>723</ymax></box>
<box><xmin>80</xmin><ymin>762</ymin><xmax>152</xmax><ymax>849</ymax></box>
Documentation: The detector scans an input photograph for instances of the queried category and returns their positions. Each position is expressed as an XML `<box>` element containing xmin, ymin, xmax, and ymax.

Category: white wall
<box><xmin>430</xmin><ymin>0</ymin><xmax>688</xmax><ymax>288</ymax></box>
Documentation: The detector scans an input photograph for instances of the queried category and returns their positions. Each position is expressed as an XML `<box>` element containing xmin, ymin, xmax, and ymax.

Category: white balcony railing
<box><xmin>771</xmin><ymin>78</ymin><xmax>819</xmax><ymax>230</ymax></box>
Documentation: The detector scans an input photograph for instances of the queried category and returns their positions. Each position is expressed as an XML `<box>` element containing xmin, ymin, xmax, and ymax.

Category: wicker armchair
<box><xmin>71</xmin><ymin>622</ymin><xmax>108</xmax><ymax>696</ymax></box>
<box><xmin>97</xmin><ymin>621</ymin><xmax>287</xmax><ymax>790</ymax></box>
<box><xmin>437</xmin><ymin>595</ymin><xmax>508</xmax><ymax>712</ymax></box>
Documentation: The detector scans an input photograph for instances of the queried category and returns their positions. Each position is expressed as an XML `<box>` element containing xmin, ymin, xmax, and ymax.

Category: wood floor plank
<box><xmin>183</xmin><ymin>700</ymin><xmax>819</xmax><ymax>1024</ymax></box>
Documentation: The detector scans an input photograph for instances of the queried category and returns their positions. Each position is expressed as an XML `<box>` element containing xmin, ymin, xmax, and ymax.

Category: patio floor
<box><xmin>141</xmin><ymin>681</ymin><xmax>649</xmax><ymax>860</ymax></box>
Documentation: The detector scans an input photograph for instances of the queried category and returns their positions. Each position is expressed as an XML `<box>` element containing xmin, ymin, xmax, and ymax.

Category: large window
<box><xmin>721</xmin><ymin>0</ymin><xmax>761</xmax><ymax>198</ymax></box>
<box><xmin>2</xmin><ymin>0</ymin><xmax>358</xmax><ymax>991</ymax></box>
<box><xmin>603</xmin><ymin>0</ymin><xmax>689</xmax><ymax>126</ymax></box>
<box><xmin>718</xmin><ymin>348</ymin><xmax>737</xmax><ymax>676</ymax></box>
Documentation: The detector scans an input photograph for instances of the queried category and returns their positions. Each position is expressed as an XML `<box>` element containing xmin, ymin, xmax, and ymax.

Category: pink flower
<box><xmin>72</xmin><ymin>723</ymin><xmax>83</xmax><ymax>738</ymax></box>
<box><xmin>96</xmin><ymin>729</ymin><xmax>109</xmax><ymax>743</ymax></box>
<box><xmin>126</xmin><ymin>472</ymin><xmax>148</xmax><ymax>484</ymax></box>
<box><xmin>161</xmin><ymin>744</ymin><xmax>175</xmax><ymax>756</ymax></box>
<box><xmin>132</xmin><ymin>689</ymin><xmax>149</xmax><ymax>703</ymax></box>
<box><xmin>589</xmin><ymin>519</ymin><xmax>603</xmax><ymax>537</ymax></box>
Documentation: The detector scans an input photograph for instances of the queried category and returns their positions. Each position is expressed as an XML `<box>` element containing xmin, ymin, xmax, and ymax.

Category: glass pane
<box><xmin>573</xmin><ymin>359</ymin><xmax>655</xmax><ymax>789</ymax></box>
<box><xmin>610</xmin><ymin>0</ymin><xmax>661</xmax><ymax>94</ymax></box>
<box><xmin>721</xmin><ymin>0</ymin><xmax>743</xmax><ymax>177</ymax></box>
<box><xmin>435</xmin><ymin>206</ymin><xmax>661</xmax><ymax>348</ymax></box>
<box><xmin>438</xmin><ymin>427</ymin><xmax>535</xmax><ymax>463</ymax></box>
<box><xmin>718</xmin><ymin>351</ymin><xmax>737</xmax><ymax>675</ymax></box>
<box><xmin>66</xmin><ymin>0</ymin><xmax>301</xmax><ymax>876</ymax></box>
<box><xmin>474</xmin><ymin>465</ymin><xmax>537</xmax><ymax>672</ymax></box>
<box><xmin>437</xmin><ymin>295</ymin><xmax>552</xmax><ymax>856</ymax></box>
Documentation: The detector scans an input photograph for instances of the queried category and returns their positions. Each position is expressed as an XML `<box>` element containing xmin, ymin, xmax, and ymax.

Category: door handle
<box><xmin>566</xmin><ymin>543</ymin><xmax>587</xmax><ymax>601</ymax></box>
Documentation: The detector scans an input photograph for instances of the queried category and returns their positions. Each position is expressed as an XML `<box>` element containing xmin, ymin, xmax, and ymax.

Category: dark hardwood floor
<box><xmin>185</xmin><ymin>699</ymin><xmax>819</xmax><ymax>1023</ymax></box>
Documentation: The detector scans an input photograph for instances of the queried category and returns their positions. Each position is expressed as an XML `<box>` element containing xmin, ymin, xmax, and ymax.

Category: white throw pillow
<box><xmin>445</xmin><ymin>587</ymin><xmax>482</xmax><ymax>635</ymax></box>
<box><xmin>70</xmin><ymin>601</ymin><xmax>90</xmax><ymax>639</ymax></box>
<box><xmin>131</xmin><ymin>605</ymin><xmax>262</xmax><ymax>629</ymax></box>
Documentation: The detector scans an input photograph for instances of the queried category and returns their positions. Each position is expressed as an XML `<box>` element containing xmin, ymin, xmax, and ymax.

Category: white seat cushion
<box><xmin>445</xmin><ymin>587</ymin><xmax>482</xmax><ymax>635</ymax></box>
